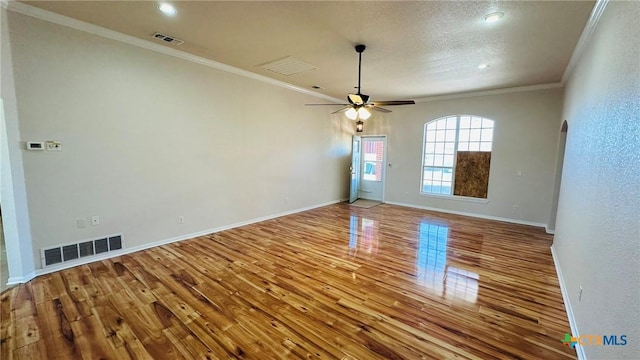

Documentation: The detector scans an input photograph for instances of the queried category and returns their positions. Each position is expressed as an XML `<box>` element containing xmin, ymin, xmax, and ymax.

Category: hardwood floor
<box><xmin>0</xmin><ymin>203</ymin><xmax>576</xmax><ymax>359</ymax></box>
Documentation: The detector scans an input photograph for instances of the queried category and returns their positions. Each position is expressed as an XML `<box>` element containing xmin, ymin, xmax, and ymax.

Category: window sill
<box><xmin>419</xmin><ymin>193</ymin><xmax>489</xmax><ymax>204</ymax></box>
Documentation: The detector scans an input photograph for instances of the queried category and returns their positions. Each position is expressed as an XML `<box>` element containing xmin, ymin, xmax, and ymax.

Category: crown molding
<box><xmin>414</xmin><ymin>82</ymin><xmax>563</xmax><ymax>103</ymax></box>
<box><xmin>561</xmin><ymin>0</ymin><xmax>610</xmax><ymax>85</ymax></box>
<box><xmin>5</xmin><ymin>1</ymin><xmax>343</xmax><ymax>104</ymax></box>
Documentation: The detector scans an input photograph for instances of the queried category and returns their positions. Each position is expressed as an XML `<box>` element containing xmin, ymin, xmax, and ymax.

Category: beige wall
<box><xmin>6</xmin><ymin>12</ymin><xmax>351</xmax><ymax>271</ymax></box>
<box><xmin>553</xmin><ymin>1</ymin><xmax>640</xmax><ymax>358</ymax></box>
<box><xmin>382</xmin><ymin>88</ymin><xmax>563</xmax><ymax>227</ymax></box>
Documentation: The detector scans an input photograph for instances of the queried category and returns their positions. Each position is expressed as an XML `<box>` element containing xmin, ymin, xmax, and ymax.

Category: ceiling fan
<box><xmin>306</xmin><ymin>44</ymin><xmax>415</xmax><ymax>130</ymax></box>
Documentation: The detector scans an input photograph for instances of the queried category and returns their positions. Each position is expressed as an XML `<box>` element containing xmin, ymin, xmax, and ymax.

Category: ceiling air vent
<box><xmin>259</xmin><ymin>56</ymin><xmax>317</xmax><ymax>76</ymax></box>
<box><xmin>152</xmin><ymin>32</ymin><xmax>184</xmax><ymax>45</ymax></box>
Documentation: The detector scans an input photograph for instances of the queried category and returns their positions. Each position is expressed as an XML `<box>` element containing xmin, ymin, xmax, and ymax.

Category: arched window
<box><xmin>422</xmin><ymin>115</ymin><xmax>494</xmax><ymax>199</ymax></box>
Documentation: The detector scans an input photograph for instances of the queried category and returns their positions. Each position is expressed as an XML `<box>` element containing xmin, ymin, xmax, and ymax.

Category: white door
<box><xmin>358</xmin><ymin>136</ymin><xmax>386</xmax><ymax>201</ymax></box>
<box><xmin>349</xmin><ymin>136</ymin><xmax>361</xmax><ymax>203</ymax></box>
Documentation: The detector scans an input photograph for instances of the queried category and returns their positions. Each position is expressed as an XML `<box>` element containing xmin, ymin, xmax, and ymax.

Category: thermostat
<box><xmin>27</xmin><ymin>142</ymin><xmax>45</xmax><ymax>150</ymax></box>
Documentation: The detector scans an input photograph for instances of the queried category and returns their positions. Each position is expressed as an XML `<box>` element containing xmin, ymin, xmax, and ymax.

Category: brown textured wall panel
<box><xmin>454</xmin><ymin>152</ymin><xmax>491</xmax><ymax>198</ymax></box>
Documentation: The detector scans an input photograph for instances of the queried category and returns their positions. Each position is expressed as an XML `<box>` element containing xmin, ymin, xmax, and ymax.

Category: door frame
<box><xmin>358</xmin><ymin>135</ymin><xmax>388</xmax><ymax>202</ymax></box>
<box><xmin>349</xmin><ymin>136</ymin><xmax>361</xmax><ymax>203</ymax></box>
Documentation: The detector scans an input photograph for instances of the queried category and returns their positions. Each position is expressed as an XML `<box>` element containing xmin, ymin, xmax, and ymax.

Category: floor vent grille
<box><xmin>41</xmin><ymin>234</ymin><xmax>124</xmax><ymax>267</ymax></box>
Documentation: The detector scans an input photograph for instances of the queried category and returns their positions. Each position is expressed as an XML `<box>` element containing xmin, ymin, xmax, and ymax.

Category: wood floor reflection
<box><xmin>0</xmin><ymin>203</ymin><xmax>576</xmax><ymax>359</ymax></box>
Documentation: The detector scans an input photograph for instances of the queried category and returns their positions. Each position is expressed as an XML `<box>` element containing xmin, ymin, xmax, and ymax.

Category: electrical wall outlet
<box><xmin>91</xmin><ymin>216</ymin><xmax>100</xmax><ymax>226</ymax></box>
<box><xmin>76</xmin><ymin>219</ymin><xmax>86</xmax><ymax>228</ymax></box>
<box><xmin>178</xmin><ymin>216</ymin><xmax>184</xmax><ymax>224</ymax></box>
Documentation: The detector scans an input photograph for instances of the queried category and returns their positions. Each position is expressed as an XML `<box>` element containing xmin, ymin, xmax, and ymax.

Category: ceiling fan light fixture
<box><xmin>358</xmin><ymin>107</ymin><xmax>371</xmax><ymax>120</ymax></box>
<box><xmin>356</xmin><ymin>120</ymin><xmax>364</xmax><ymax>132</ymax></box>
<box><xmin>345</xmin><ymin>107</ymin><xmax>358</xmax><ymax>120</ymax></box>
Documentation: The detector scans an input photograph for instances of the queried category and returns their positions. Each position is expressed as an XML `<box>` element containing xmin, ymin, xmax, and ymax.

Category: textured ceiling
<box><xmin>21</xmin><ymin>1</ymin><xmax>595</xmax><ymax>102</ymax></box>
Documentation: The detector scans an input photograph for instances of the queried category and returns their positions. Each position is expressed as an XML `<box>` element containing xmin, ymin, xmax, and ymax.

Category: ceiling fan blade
<box><xmin>331</xmin><ymin>106</ymin><xmax>351</xmax><ymax>114</ymax></box>
<box><xmin>305</xmin><ymin>103</ymin><xmax>350</xmax><ymax>106</ymax></box>
<box><xmin>369</xmin><ymin>100</ymin><xmax>416</xmax><ymax>106</ymax></box>
<box><xmin>367</xmin><ymin>105</ymin><xmax>392</xmax><ymax>113</ymax></box>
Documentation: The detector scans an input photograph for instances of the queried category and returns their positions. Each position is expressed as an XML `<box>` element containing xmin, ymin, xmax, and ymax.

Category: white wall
<box><xmin>382</xmin><ymin>88</ymin><xmax>563</xmax><ymax>226</ymax></box>
<box><xmin>1</xmin><ymin>7</ymin><xmax>36</xmax><ymax>282</ymax></box>
<box><xmin>5</xmin><ymin>11</ymin><xmax>351</xmax><ymax>271</ymax></box>
<box><xmin>553</xmin><ymin>1</ymin><xmax>640</xmax><ymax>359</ymax></box>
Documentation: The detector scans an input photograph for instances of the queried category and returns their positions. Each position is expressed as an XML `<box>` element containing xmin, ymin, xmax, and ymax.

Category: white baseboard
<box><xmin>551</xmin><ymin>245</ymin><xmax>585</xmax><ymax>360</ymax></box>
<box><xmin>546</xmin><ymin>226</ymin><xmax>556</xmax><ymax>235</ymax></box>
<box><xmin>384</xmin><ymin>201</ymin><xmax>548</xmax><ymax>229</ymax></box>
<box><xmin>6</xmin><ymin>271</ymin><xmax>36</xmax><ymax>286</ymax></box>
<box><xmin>28</xmin><ymin>199</ymin><xmax>346</xmax><ymax>279</ymax></box>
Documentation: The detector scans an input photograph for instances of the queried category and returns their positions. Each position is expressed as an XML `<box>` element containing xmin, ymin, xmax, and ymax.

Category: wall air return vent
<box><xmin>152</xmin><ymin>32</ymin><xmax>184</xmax><ymax>45</ymax></box>
<box><xmin>79</xmin><ymin>241</ymin><xmax>94</xmax><ymax>257</ymax></box>
<box><xmin>43</xmin><ymin>248</ymin><xmax>63</xmax><ymax>267</ymax></box>
<box><xmin>259</xmin><ymin>56</ymin><xmax>317</xmax><ymax>76</ymax></box>
<box><xmin>41</xmin><ymin>234</ymin><xmax>124</xmax><ymax>267</ymax></box>
<box><xmin>95</xmin><ymin>238</ymin><xmax>109</xmax><ymax>254</ymax></box>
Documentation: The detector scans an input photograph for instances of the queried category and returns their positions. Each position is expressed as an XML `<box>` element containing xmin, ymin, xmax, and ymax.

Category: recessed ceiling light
<box><xmin>483</xmin><ymin>12</ymin><xmax>504</xmax><ymax>23</ymax></box>
<box><xmin>158</xmin><ymin>3</ymin><xmax>177</xmax><ymax>16</ymax></box>
<box><xmin>478</xmin><ymin>64</ymin><xmax>490</xmax><ymax>69</ymax></box>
